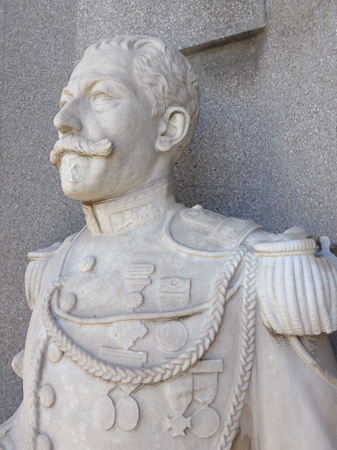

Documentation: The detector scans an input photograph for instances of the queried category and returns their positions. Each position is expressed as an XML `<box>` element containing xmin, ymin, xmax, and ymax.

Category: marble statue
<box><xmin>1</xmin><ymin>35</ymin><xmax>337</xmax><ymax>450</ymax></box>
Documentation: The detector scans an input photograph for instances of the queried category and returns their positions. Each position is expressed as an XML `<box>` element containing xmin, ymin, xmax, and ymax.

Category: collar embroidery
<box><xmin>82</xmin><ymin>176</ymin><xmax>176</xmax><ymax>235</ymax></box>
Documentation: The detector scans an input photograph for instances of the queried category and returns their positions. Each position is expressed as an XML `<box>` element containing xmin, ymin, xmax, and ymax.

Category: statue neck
<box><xmin>82</xmin><ymin>176</ymin><xmax>176</xmax><ymax>235</ymax></box>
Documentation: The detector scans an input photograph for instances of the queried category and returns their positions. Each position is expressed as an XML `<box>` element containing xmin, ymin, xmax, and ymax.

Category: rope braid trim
<box><xmin>24</xmin><ymin>228</ymin><xmax>84</xmax><ymax>449</ymax></box>
<box><xmin>216</xmin><ymin>250</ymin><xmax>258</xmax><ymax>450</ymax></box>
<box><xmin>26</xmin><ymin>333</ymin><xmax>48</xmax><ymax>450</ymax></box>
<box><xmin>41</xmin><ymin>248</ymin><xmax>247</xmax><ymax>385</ymax></box>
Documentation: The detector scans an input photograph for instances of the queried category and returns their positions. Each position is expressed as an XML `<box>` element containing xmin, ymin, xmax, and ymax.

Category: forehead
<box><xmin>65</xmin><ymin>47</ymin><xmax>138</xmax><ymax>93</ymax></box>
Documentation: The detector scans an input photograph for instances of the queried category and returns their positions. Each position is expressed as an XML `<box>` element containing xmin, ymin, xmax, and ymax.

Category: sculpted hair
<box><xmin>83</xmin><ymin>36</ymin><xmax>200</xmax><ymax>163</ymax></box>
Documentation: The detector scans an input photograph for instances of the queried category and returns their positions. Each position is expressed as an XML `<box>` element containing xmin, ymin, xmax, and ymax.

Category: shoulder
<box><xmin>166</xmin><ymin>205</ymin><xmax>337</xmax><ymax>337</ymax></box>
<box><xmin>254</xmin><ymin>228</ymin><xmax>337</xmax><ymax>335</ymax></box>
<box><xmin>25</xmin><ymin>232</ymin><xmax>79</xmax><ymax>309</ymax></box>
<box><xmin>164</xmin><ymin>205</ymin><xmax>270</xmax><ymax>256</ymax></box>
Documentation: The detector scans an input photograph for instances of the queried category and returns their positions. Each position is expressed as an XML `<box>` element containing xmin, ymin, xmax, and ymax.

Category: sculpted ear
<box><xmin>155</xmin><ymin>106</ymin><xmax>190</xmax><ymax>153</ymax></box>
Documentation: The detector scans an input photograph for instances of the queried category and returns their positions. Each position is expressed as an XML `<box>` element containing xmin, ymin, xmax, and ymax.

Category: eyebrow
<box><xmin>61</xmin><ymin>77</ymin><xmax>131</xmax><ymax>99</ymax></box>
<box><xmin>60</xmin><ymin>89</ymin><xmax>73</xmax><ymax>99</ymax></box>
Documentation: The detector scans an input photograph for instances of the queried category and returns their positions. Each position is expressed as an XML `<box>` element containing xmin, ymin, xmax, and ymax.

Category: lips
<box><xmin>60</xmin><ymin>154</ymin><xmax>79</xmax><ymax>184</ymax></box>
<box><xmin>50</xmin><ymin>133</ymin><xmax>114</xmax><ymax>166</ymax></box>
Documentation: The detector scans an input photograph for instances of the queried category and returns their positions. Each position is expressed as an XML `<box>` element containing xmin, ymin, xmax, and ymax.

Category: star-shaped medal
<box><xmin>166</xmin><ymin>414</ymin><xmax>192</xmax><ymax>437</ymax></box>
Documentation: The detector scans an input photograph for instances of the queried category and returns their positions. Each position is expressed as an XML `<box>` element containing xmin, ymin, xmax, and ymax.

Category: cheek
<box><xmin>98</xmin><ymin>104</ymin><xmax>156</xmax><ymax>143</ymax></box>
<box><xmin>82</xmin><ymin>158</ymin><xmax>111</xmax><ymax>186</ymax></box>
<box><xmin>95</xmin><ymin>104</ymin><xmax>135</xmax><ymax>132</ymax></box>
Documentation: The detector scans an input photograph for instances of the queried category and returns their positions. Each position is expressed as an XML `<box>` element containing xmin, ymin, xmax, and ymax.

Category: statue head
<box><xmin>51</xmin><ymin>36</ymin><xmax>200</xmax><ymax>202</ymax></box>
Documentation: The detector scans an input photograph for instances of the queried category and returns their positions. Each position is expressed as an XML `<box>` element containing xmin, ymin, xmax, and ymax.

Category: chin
<box><xmin>61</xmin><ymin>178</ymin><xmax>96</xmax><ymax>201</ymax></box>
<box><xmin>59</xmin><ymin>155</ymin><xmax>104</xmax><ymax>201</ymax></box>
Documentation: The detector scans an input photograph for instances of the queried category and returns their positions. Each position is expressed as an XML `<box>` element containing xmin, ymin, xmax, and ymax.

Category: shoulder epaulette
<box><xmin>254</xmin><ymin>236</ymin><xmax>337</xmax><ymax>335</ymax></box>
<box><xmin>25</xmin><ymin>233</ymin><xmax>77</xmax><ymax>310</ymax></box>
<box><xmin>181</xmin><ymin>207</ymin><xmax>264</xmax><ymax>247</ymax></box>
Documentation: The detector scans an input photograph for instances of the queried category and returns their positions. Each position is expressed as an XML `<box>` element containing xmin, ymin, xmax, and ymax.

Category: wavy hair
<box><xmin>83</xmin><ymin>36</ymin><xmax>200</xmax><ymax>163</ymax></box>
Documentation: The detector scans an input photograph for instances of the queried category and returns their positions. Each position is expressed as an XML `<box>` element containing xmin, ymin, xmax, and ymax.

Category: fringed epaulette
<box><xmin>254</xmin><ymin>236</ymin><xmax>337</xmax><ymax>335</ymax></box>
<box><xmin>25</xmin><ymin>234</ymin><xmax>76</xmax><ymax>309</ymax></box>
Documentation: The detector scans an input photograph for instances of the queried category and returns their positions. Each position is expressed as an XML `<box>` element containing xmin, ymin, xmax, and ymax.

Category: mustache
<box><xmin>50</xmin><ymin>133</ymin><xmax>114</xmax><ymax>166</ymax></box>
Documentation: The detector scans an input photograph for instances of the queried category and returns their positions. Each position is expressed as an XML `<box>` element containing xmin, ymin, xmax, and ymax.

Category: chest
<box><xmin>24</xmin><ymin>230</ymin><xmax>250</xmax><ymax>450</ymax></box>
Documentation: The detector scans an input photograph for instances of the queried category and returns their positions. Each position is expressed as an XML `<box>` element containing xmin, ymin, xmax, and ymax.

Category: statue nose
<box><xmin>53</xmin><ymin>101</ymin><xmax>82</xmax><ymax>135</ymax></box>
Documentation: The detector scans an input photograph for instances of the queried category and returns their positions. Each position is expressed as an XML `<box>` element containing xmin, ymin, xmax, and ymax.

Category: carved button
<box><xmin>36</xmin><ymin>433</ymin><xmax>53</xmax><ymax>450</ymax></box>
<box><xmin>156</xmin><ymin>321</ymin><xmax>188</xmax><ymax>352</ymax></box>
<box><xmin>192</xmin><ymin>204</ymin><xmax>203</xmax><ymax>210</ymax></box>
<box><xmin>48</xmin><ymin>343</ymin><xmax>64</xmax><ymax>363</ymax></box>
<box><xmin>60</xmin><ymin>292</ymin><xmax>77</xmax><ymax>312</ymax></box>
<box><xmin>12</xmin><ymin>349</ymin><xmax>25</xmax><ymax>379</ymax></box>
<box><xmin>39</xmin><ymin>384</ymin><xmax>56</xmax><ymax>408</ymax></box>
<box><xmin>79</xmin><ymin>255</ymin><xmax>96</xmax><ymax>273</ymax></box>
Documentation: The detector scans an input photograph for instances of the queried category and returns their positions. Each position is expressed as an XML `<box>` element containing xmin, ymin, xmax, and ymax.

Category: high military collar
<box><xmin>82</xmin><ymin>176</ymin><xmax>176</xmax><ymax>235</ymax></box>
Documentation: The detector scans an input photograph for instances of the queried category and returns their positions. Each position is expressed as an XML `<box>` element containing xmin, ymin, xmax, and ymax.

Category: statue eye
<box><xmin>92</xmin><ymin>91</ymin><xmax>113</xmax><ymax>102</ymax></box>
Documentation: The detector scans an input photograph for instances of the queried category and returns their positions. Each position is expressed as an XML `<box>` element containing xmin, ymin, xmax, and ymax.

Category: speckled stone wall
<box><xmin>0</xmin><ymin>0</ymin><xmax>336</xmax><ymax>423</ymax></box>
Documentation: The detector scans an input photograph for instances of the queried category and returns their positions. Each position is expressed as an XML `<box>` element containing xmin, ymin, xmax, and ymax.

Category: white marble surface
<box><xmin>1</xmin><ymin>36</ymin><xmax>337</xmax><ymax>450</ymax></box>
<box><xmin>2</xmin><ymin>1</ymin><xmax>337</xmax><ymax>425</ymax></box>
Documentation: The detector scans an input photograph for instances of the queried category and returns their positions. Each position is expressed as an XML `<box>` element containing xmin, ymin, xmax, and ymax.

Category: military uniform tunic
<box><xmin>1</xmin><ymin>177</ymin><xmax>337</xmax><ymax>450</ymax></box>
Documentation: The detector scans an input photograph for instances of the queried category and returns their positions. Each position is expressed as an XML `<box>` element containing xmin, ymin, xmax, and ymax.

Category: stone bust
<box><xmin>1</xmin><ymin>35</ymin><xmax>337</xmax><ymax>450</ymax></box>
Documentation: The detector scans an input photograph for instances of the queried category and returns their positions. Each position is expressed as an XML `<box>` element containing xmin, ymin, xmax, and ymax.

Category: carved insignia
<box><xmin>99</xmin><ymin>347</ymin><xmax>148</xmax><ymax>367</ymax></box>
<box><xmin>110</xmin><ymin>321</ymin><xmax>148</xmax><ymax>350</ymax></box>
<box><xmin>165</xmin><ymin>359</ymin><xmax>223</xmax><ymax>438</ymax></box>
<box><xmin>209</xmin><ymin>218</ymin><xmax>260</xmax><ymax>247</ymax></box>
<box><xmin>159</xmin><ymin>277</ymin><xmax>191</xmax><ymax>309</ymax></box>
<box><xmin>191</xmin><ymin>407</ymin><xmax>220</xmax><ymax>438</ymax></box>
<box><xmin>116</xmin><ymin>395</ymin><xmax>140</xmax><ymax>431</ymax></box>
<box><xmin>156</xmin><ymin>320</ymin><xmax>188</xmax><ymax>352</ymax></box>
<box><xmin>167</xmin><ymin>415</ymin><xmax>192</xmax><ymax>437</ymax></box>
<box><xmin>166</xmin><ymin>374</ymin><xmax>193</xmax><ymax>437</ymax></box>
<box><xmin>180</xmin><ymin>207</ymin><xmax>263</xmax><ymax>247</ymax></box>
<box><xmin>93</xmin><ymin>395</ymin><xmax>116</xmax><ymax>431</ymax></box>
<box><xmin>124</xmin><ymin>264</ymin><xmax>155</xmax><ymax>309</ymax></box>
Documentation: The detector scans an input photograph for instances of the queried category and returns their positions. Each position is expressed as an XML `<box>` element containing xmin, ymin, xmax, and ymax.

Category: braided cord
<box><xmin>26</xmin><ymin>332</ymin><xmax>48</xmax><ymax>450</ymax></box>
<box><xmin>25</xmin><ymin>230</ymin><xmax>84</xmax><ymax>448</ymax></box>
<box><xmin>42</xmin><ymin>249</ymin><xmax>246</xmax><ymax>385</ymax></box>
<box><xmin>217</xmin><ymin>250</ymin><xmax>258</xmax><ymax>450</ymax></box>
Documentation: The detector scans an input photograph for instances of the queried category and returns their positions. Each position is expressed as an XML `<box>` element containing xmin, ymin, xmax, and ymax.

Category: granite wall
<box><xmin>0</xmin><ymin>0</ymin><xmax>336</xmax><ymax>422</ymax></box>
